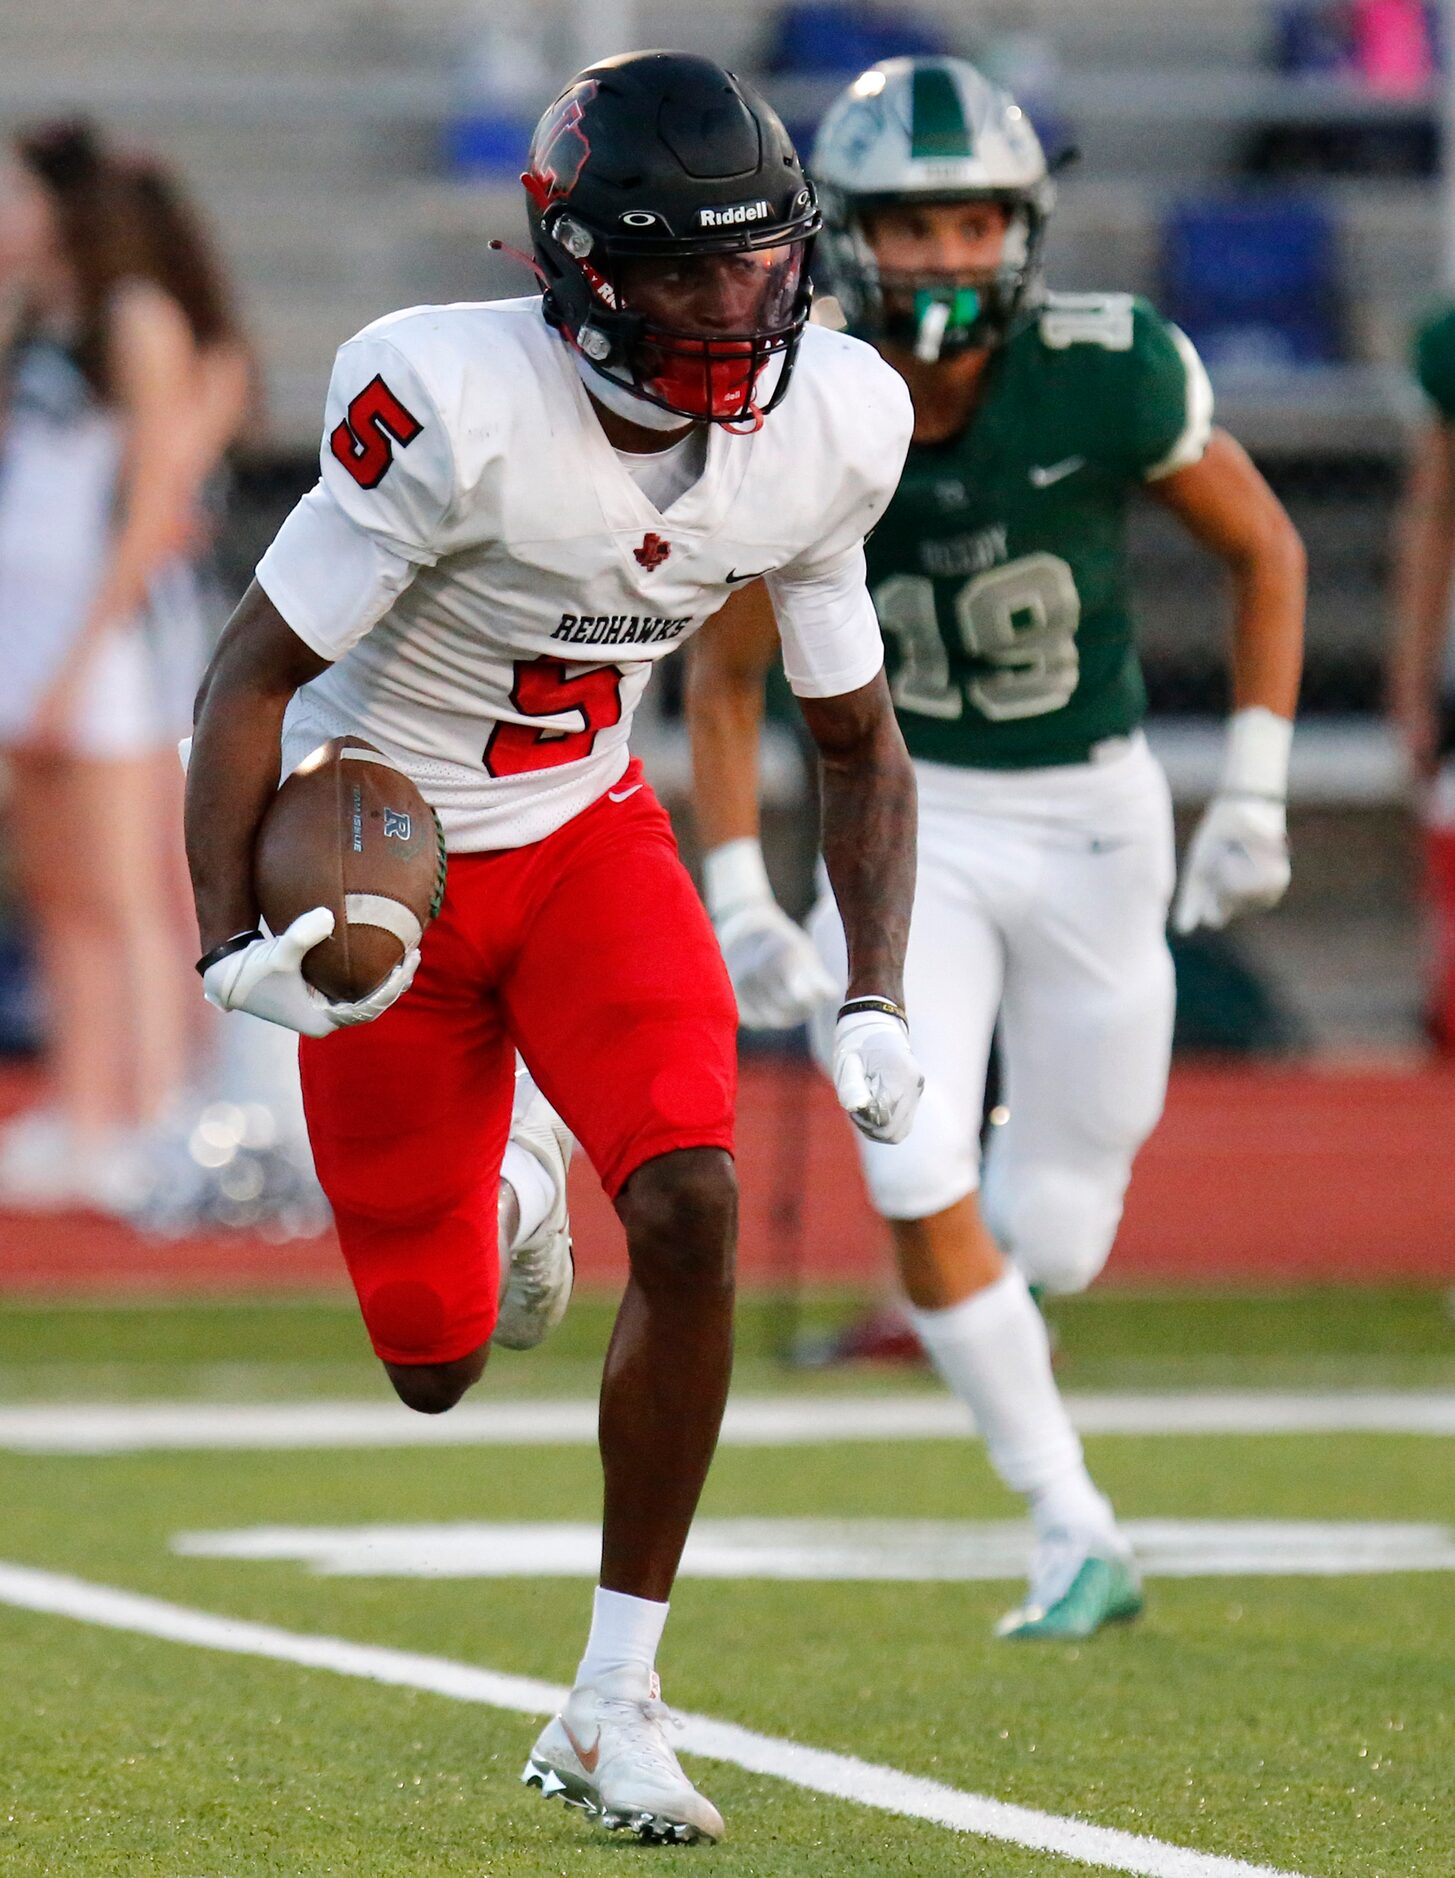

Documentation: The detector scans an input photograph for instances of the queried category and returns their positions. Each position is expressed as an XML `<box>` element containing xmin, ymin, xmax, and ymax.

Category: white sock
<box><xmin>907</xmin><ymin>1268</ymin><xmax>1116</xmax><ymax>1541</ymax></box>
<box><xmin>499</xmin><ymin>1140</ymin><xmax>554</xmax><ymax>1253</ymax></box>
<box><xmin>576</xmin><ymin>1585</ymin><xmax>670</xmax><ymax>1693</ymax></box>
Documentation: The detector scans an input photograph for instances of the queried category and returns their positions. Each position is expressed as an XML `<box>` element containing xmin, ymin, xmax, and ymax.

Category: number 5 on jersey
<box><xmin>330</xmin><ymin>376</ymin><xmax>423</xmax><ymax>490</ymax></box>
<box><xmin>485</xmin><ymin>658</ymin><xmax>625</xmax><ymax>778</ymax></box>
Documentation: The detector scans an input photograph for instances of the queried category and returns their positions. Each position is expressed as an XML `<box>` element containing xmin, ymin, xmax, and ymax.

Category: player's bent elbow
<box><xmin>1237</xmin><ymin>505</ymin><xmax>1306</xmax><ymax>593</ymax></box>
<box><xmin>1268</xmin><ymin>511</ymin><xmax>1307</xmax><ymax>588</ymax></box>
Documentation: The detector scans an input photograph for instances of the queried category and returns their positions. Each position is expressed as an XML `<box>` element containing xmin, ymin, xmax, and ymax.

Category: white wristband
<box><xmin>703</xmin><ymin>837</ymin><xmax>774</xmax><ymax>919</ymax></box>
<box><xmin>1222</xmin><ymin>707</ymin><xmax>1292</xmax><ymax>801</ymax></box>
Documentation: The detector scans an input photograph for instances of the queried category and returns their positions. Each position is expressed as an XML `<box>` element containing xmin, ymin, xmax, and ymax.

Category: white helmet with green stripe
<box><xmin>812</xmin><ymin>56</ymin><xmax>1056</xmax><ymax>359</ymax></box>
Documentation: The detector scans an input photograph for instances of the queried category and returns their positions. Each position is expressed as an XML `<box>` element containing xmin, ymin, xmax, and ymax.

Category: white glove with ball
<box><xmin>704</xmin><ymin>839</ymin><xmax>836</xmax><ymax>1029</ymax></box>
<box><xmin>201</xmin><ymin>908</ymin><xmax>419</xmax><ymax>1039</ymax></box>
<box><xmin>832</xmin><ymin>1000</ymin><xmax>924</xmax><ymax>1144</ymax></box>
<box><xmin>1173</xmin><ymin>709</ymin><xmax>1294</xmax><ymax>935</ymax></box>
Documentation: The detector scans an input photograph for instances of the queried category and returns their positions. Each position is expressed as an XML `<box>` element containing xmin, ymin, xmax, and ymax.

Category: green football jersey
<box><xmin>1414</xmin><ymin>303</ymin><xmax>1455</xmax><ymax>419</ymax></box>
<box><xmin>864</xmin><ymin>292</ymin><xmax>1213</xmax><ymax>769</ymax></box>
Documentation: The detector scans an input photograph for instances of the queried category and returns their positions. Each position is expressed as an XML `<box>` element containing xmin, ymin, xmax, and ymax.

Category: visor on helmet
<box><xmin>605</xmin><ymin>244</ymin><xmax>806</xmax><ymax>421</ymax></box>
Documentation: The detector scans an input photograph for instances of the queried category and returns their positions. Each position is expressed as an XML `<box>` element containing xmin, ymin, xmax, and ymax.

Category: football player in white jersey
<box><xmin>184</xmin><ymin>52</ymin><xmax>922</xmax><ymax>1846</ymax></box>
<box><xmin>689</xmin><ymin>59</ymin><xmax>1305</xmax><ymax>1639</ymax></box>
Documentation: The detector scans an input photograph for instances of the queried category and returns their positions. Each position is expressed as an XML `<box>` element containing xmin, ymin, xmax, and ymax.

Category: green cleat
<box><xmin>996</xmin><ymin>1551</ymin><xmax>1145</xmax><ymax>1642</ymax></box>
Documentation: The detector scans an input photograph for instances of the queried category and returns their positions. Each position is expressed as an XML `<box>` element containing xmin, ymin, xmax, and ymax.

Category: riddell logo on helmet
<box><xmin>697</xmin><ymin>199</ymin><xmax>772</xmax><ymax>229</ymax></box>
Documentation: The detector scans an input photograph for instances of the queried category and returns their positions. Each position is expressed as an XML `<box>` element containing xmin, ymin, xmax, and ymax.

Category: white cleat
<box><xmin>494</xmin><ymin>1081</ymin><xmax>574</xmax><ymax>1351</ymax></box>
<box><xmin>522</xmin><ymin>1672</ymin><xmax>724</xmax><ymax>1846</ymax></box>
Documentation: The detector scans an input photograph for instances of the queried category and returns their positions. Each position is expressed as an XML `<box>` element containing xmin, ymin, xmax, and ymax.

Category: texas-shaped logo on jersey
<box><xmin>523</xmin><ymin>82</ymin><xmax>596</xmax><ymax>209</ymax></box>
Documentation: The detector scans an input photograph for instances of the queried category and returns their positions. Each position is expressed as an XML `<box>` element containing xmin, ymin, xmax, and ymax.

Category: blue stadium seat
<box><xmin>1270</xmin><ymin>1</ymin><xmax>1355</xmax><ymax>77</ymax></box>
<box><xmin>1162</xmin><ymin>196</ymin><xmax>1345</xmax><ymax>369</ymax></box>
<box><xmin>762</xmin><ymin>2</ymin><xmax>950</xmax><ymax>75</ymax></box>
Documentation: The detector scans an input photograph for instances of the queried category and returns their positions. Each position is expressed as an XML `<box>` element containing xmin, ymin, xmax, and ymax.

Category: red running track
<box><xmin>1</xmin><ymin>1057</ymin><xmax>1452</xmax><ymax>1295</ymax></box>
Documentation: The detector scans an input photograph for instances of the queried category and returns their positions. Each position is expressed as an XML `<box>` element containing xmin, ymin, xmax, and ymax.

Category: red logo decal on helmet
<box><xmin>524</xmin><ymin>82</ymin><xmax>596</xmax><ymax>209</ymax></box>
<box><xmin>633</xmin><ymin>532</ymin><xmax>672</xmax><ymax>571</ymax></box>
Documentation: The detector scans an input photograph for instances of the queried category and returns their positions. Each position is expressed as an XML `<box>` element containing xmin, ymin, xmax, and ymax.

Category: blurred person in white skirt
<box><xmin>0</xmin><ymin>120</ymin><xmax>253</xmax><ymax>1212</ymax></box>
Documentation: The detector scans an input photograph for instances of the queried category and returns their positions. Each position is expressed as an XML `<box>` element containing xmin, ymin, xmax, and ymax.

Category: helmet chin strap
<box><xmin>572</xmin><ymin>349</ymin><xmax>696</xmax><ymax>432</ymax></box>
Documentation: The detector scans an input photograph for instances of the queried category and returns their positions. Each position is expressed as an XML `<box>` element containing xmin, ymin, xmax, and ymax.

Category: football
<box><xmin>254</xmin><ymin>736</ymin><xmax>446</xmax><ymax>1002</ymax></box>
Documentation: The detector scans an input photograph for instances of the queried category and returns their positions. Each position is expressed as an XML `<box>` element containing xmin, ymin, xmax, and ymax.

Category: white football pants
<box><xmin>809</xmin><ymin>733</ymin><xmax>1177</xmax><ymax>1295</ymax></box>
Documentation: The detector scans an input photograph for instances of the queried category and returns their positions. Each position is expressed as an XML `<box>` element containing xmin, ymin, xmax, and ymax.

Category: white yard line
<box><xmin>0</xmin><ymin>1391</ymin><xmax>1451</xmax><ymax>1454</ymax></box>
<box><xmin>0</xmin><ymin>1560</ymin><xmax>1313</xmax><ymax>1878</ymax></box>
<box><xmin>170</xmin><ymin>1516</ymin><xmax>1455</xmax><ymax>1582</ymax></box>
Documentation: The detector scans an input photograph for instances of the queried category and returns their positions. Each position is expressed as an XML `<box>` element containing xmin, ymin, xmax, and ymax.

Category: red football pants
<box><xmin>299</xmin><ymin>762</ymin><xmax>738</xmax><ymax>1365</ymax></box>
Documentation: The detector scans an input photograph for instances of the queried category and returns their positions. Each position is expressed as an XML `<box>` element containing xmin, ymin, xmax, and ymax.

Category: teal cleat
<box><xmin>996</xmin><ymin>1551</ymin><xmax>1145</xmax><ymax>1642</ymax></box>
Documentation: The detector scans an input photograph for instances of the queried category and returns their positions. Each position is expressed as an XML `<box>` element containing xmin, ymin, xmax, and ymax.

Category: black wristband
<box><xmin>838</xmin><ymin>995</ymin><xmax>907</xmax><ymax>1025</ymax></box>
<box><xmin>195</xmin><ymin>928</ymin><xmax>264</xmax><ymax>978</ymax></box>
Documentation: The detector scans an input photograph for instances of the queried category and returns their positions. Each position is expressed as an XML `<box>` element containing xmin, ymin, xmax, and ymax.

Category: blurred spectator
<box><xmin>1390</xmin><ymin>303</ymin><xmax>1455</xmax><ymax>1051</ymax></box>
<box><xmin>120</xmin><ymin>151</ymin><xmax>255</xmax><ymax>998</ymax></box>
<box><xmin>0</xmin><ymin>120</ymin><xmax>246</xmax><ymax>1211</ymax></box>
<box><xmin>1274</xmin><ymin>0</ymin><xmax>1437</xmax><ymax>84</ymax></box>
<box><xmin>1272</xmin><ymin>0</ymin><xmax>1359</xmax><ymax>75</ymax></box>
<box><xmin>1351</xmin><ymin>0</ymin><xmax>1437</xmax><ymax>95</ymax></box>
<box><xmin>1256</xmin><ymin>0</ymin><xmax>1439</xmax><ymax>175</ymax></box>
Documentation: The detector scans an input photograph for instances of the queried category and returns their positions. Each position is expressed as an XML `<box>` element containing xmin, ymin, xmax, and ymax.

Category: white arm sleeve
<box><xmin>766</xmin><ymin>544</ymin><xmax>885</xmax><ymax>700</ymax></box>
<box><xmin>254</xmin><ymin>328</ymin><xmax>456</xmax><ymax>662</ymax></box>
<box><xmin>758</xmin><ymin>331</ymin><xmax>910</xmax><ymax>698</ymax></box>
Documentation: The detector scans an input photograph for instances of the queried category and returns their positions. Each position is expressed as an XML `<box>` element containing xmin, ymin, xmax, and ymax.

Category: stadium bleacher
<box><xmin>0</xmin><ymin>0</ymin><xmax>1439</xmax><ymax>1046</ymax></box>
<box><xmin>0</xmin><ymin>0</ymin><xmax>1444</xmax><ymax>448</ymax></box>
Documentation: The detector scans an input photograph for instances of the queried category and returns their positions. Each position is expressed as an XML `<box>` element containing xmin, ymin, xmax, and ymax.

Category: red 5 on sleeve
<box><xmin>254</xmin><ymin>329</ymin><xmax>458</xmax><ymax>662</ymax></box>
<box><xmin>316</xmin><ymin>332</ymin><xmax>457</xmax><ymax>562</ymax></box>
<box><xmin>331</xmin><ymin>375</ymin><xmax>424</xmax><ymax>490</ymax></box>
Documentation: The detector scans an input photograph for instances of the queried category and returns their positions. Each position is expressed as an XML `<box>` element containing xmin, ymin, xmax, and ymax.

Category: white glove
<box><xmin>832</xmin><ymin>1002</ymin><xmax>924</xmax><ymax>1144</ymax></box>
<box><xmin>703</xmin><ymin>838</ymin><xmax>836</xmax><ymax>1029</ymax></box>
<box><xmin>1173</xmin><ymin>795</ymin><xmax>1290</xmax><ymax>934</ymax></box>
<box><xmin>1172</xmin><ymin>709</ymin><xmax>1294</xmax><ymax>935</ymax></box>
<box><xmin>201</xmin><ymin>907</ymin><xmax>420</xmax><ymax>1039</ymax></box>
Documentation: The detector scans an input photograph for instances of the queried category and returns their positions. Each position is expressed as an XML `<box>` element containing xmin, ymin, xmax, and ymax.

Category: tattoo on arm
<box><xmin>800</xmin><ymin>672</ymin><xmax>916</xmax><ymax>1010</ymax></box>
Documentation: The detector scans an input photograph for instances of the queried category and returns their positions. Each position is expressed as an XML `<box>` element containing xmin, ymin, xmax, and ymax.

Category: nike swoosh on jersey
<box><xmin>608</xmin><ymin>782</ymin><xmax>644</xmax><ymax>803</ymax></box>
<box><xmin>561</xmin><ymin>1720</ymin><xmax>601</xmax><ymax>1774</ymax></box>
<box><xmin>724</xmin><ymin>566</ymin><xmax>776</xmax><ymax>584</ymax></box>
<box><xmin>1028</xmin><ymin>456</ymin><xmax>1087</xmax><ymax>488</ymax></box>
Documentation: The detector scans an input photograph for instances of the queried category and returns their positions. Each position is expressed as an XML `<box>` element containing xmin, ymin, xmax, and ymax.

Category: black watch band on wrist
<box><xmin>195</xmin><ymin>928</ymin><xmax>264</xmax><ymax>978</ymax></box>
<box><xmin>838</xmin><ymin>995</ymin><xmax>908</xmax><ymax>1025</ymax></box>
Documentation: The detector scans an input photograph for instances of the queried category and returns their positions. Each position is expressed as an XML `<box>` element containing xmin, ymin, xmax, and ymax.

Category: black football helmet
<box><xmin>523</xmin><ymin>50</ymin><xmax>820</xmax><ymax>427</ymax></box>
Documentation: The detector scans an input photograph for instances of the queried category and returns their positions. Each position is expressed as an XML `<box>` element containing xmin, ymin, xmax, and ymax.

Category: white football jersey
<box><xmin>258</xmin><ymin>296</ymin><xmax>912</xmax><ymax>850</ymax></box>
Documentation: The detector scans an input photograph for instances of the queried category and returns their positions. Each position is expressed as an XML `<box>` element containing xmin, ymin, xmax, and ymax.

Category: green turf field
<box><xmin>0</xmin><ymin>1290</ymin><xmax>1452</xmax><ymax>1877</ymax></box>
